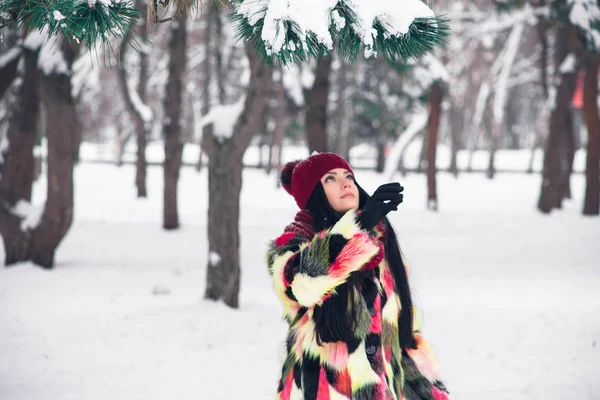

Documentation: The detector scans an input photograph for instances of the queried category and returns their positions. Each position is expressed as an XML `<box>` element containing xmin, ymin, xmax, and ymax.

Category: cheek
<box><xmin>322</xmin><ymin>184</ymin><xmax>338</xmax><ymax>205</ymax></box>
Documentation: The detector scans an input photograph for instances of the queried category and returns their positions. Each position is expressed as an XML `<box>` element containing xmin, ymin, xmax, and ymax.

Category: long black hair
<box><xmin>305</xmin><ymin>181</ymin><xmax>416</xmax><ymax>349</ymax></box>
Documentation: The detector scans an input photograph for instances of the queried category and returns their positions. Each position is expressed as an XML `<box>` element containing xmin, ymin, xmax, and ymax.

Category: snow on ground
<box><xmin>0</xmin><ymin>151</ymin><xmax>599</xmax><ymax>400</ymax></box>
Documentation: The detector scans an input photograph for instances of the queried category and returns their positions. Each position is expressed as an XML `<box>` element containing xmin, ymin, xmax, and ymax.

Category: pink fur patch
<box><xmin>432</xmin><ymin>386</ymin><xmax>450</xmax><ymax>400</ymax></box>
<box><xmin>329</xmin><ymin>233</ymin><xmax>377</xmax><ymax>278</ymax></box>
<box><xmin>317</xmin><ymin>367</ymin><xmax>331</xmax><ymax>400</ymax></box>
<box><xmin>369</xmin><ymin>296</ymin><xmax>382</xmax><ymax>333</ymax></box>
<box><xmin>275</xmin><ymin>232</ymin><xmax>296</xmax><ymax>247</ymax></box>
<box><xmin>322</xmin><ymin>341</ymin><xmax>349</xmax><ymax>370</ymax></box>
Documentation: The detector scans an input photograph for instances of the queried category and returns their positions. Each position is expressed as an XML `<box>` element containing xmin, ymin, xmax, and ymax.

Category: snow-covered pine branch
<box><xmin>231</xmin><ymin>0</ymin><xmax>448</xmax><ymax>65</ymax></box>
<box><xmin>1</xmin><ymin>0</ymin><xmax>138</xmax><ymax>51</ymax></box>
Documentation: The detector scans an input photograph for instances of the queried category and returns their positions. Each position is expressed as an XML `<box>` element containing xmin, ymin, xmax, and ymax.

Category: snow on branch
<box><xmin>0</xmin><ymin>46</ymin><xmax>21</xmax><ymax>69</ymax></box>
<box><xmin>231</xmin><ymin>0</ymin><xmax>448</xmax><ymax>64</ymax></box>
<box><xmin>568</xmin><ymin>0</ymin><xmax>600</xmax><ymax>50</ymax></box>
<box><xmin>11</xmin><ymin>200</ymin><xmax>45</xmax><ymax>231</ymax></box>
<box><xmin>38</xmin><ymin>37</ymin><xmax>69</xmax><ymax>76</ymax></box>
<box><xmin>493</xmin><ymin>21</ymin><xmax>524</xmax><ymax>123</ymax></box>
<box><xmin>383</xmin><ymin>109</ymin><xmax>429</xmax><ymax>180</ymax></box>
<box><xmin>1</xmin><ymin>0</ymin><xmax>138</xmax><ymax>51</ymax></box>
<box><xmin>198</xmin><ymin>97</ymin><xmax>246</xmax><ymax>143</ymax></box>
<box><xmin>127</xmin><ymin>80</ymin><xmax>153</xmax><ymax>128</ymax></box>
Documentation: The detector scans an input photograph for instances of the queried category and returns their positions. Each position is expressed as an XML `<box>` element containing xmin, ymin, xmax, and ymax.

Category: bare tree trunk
<box><xmin>115</xmin><ymin>122</ymin><xmax>133</xmax><ymax>167</ymax></box>
<box><xmin>427</xmin><ymin>82</ymin><xmax>443</xmax><ymax>211</ymax></box>
<box><xmin>537</xmin><ymin>26</ymin><xmax>579</xmax><ymax>213</ymax></box>
<box><xmin>304</xmin><ymin>55</ymin><xmax>332</xmax><ymax>153</ymax></box>
<box><xmin>417</xmin><ymin>134</ymin><xmax>428</xmax><ymax>174</ymax></box>
<box><xmin>582</xmin><ymin>53</ymin><xmax>600</xmax><ymax>215</ymax></box>
<box><xmin>204</xmin><ymin>45</ymin><xmax>270</xmax><ymax>308</ymax></box>
<box><xmin>163</xmin><ymin>16</ymin><xmax>187</xmax><ymax>230</ymax></box>
<box><xmin>0</xmin><ymin>48</ymin><xmax>21</xmax><ymax>101</ymax></box>
<box><xmin>448</xmin><ymin>102</ymin><xmax>462</xmax><ymax>177</ymax></box>
<box><xmin>197</xmin><ymin>6</ymin><xmax>214</xmax><ymax>172</ymax></box>
<box><xmin>537</xmin><ymin>17</ymin><xmax>550</xmax><ymax>100</ymax></box>
<box><xmin>267</xmin><ymin>66</ymin><xmax>286</xmax><ymax>176</ymax></box>
<box><xmin>374</xmin><ymin>59</ymin><xmax>389</xmax><ymax>173</ymax></box>
<box><xmin>0</xmin><ymin>46</ymin><xmax>40</xmax><ymax>266</ymax></box>
<box><xmin>333</xmin><ymin>61</ymin><xmax>358</xmax><ymax>161</ymax></box>
<box><xmin>487</xmin><ymin>121</ymin><xmax>500</xmax><ymax>179</ymax></box>
<box><xmin>136</xmin><ymin>5</ymin><xmax>150</xmax><ymax>198</ymax></box>
<box><xmin>30</xmin><ymin>39</ymin><xmax>80</xmax><ymax>269</ymax></box>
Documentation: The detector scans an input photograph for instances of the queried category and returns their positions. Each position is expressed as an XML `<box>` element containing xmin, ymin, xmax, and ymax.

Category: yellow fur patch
<box><xmin>329</xmin><ymin>209</ymin><xmax>361</xmax><ymax>239</ymax></box>
<box><xmin>291</xmin><ymin>273</ymin><xmax>339</xmax><ymax>307</ymax></box>
<box><xmin>347</xmin><ymin>341</ymin><xmax>382</xmax><ymax>391</ymax></box>
<box><xmin>381</xmin><ymin>293</ymin><xmax>400</xmax><ymax>324</ymax></box>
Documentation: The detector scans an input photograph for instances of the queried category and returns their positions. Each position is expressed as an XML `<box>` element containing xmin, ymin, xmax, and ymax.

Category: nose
<box><xmin>342</xmin><ymin>179</ymin><xmax>351</xmax><ymax>189</ymax></box>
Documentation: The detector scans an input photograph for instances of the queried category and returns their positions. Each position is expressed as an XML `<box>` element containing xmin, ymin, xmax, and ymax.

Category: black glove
<box><xmin>357</xmin><ymin>183</ymin><xmax>404</xmax><ymax>231</ymax></box>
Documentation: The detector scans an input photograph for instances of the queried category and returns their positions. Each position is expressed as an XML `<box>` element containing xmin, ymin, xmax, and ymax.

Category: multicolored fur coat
<box><xmin>266</xmin><ymin>209</ymin><xmax>450</xmax><ymax>400</ymax></box>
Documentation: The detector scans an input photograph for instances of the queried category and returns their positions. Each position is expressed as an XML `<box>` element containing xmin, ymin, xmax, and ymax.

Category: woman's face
<box><xmin>320</xmin><ymin>168</ymin><xmax>359</xmax><ymax>213</ymax></box>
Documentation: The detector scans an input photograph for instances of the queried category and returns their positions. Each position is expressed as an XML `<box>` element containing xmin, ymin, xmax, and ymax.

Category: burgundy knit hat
<box><xmin>280</xmin><ymin>152</ymin><xmax>354</xmax><ymax>209</ymax></box>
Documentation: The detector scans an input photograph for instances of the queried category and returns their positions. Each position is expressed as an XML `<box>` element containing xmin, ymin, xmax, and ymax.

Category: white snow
<box><xmin>209</xmin><ymin>252</ymin><xmax>221</xmax><ymax>266</ymax></box>
<box><xmin>198</xmin><ymin>97</ymin><xmax>245</xmax><ymax>142</ymax></box>
<box><xmin>11</xmin><ymin>199</ymin><xmax>45</xmax><ymax>231</ymax></box>
<box><xmin>0</xmin><ymin>132</ymin><xmax>9</xmax><ymax>171</ymax></box>
<box><xmin>345</xmin><ymin>0</ymin><xmax>434</xmax><ymax>56</ymax></box>
<box><xmin>569</xmin><ymin>0</ymin><xmax>600</xmax><ymax>49</ymax></box>
<box><xmin>53</xmin><ymin>10</ymin><xmax>66</xmax><ymax>22</ymax></box>
<box><xmin>493</xmin><ymin>21</ymin><xmax>524</xmax><ymax>123</ymax></box>
<box><xmin>127</xmin><ymin>80</ymin><xmax>153</xmax><ymax>127</ymax></box>
<box><xmin>38</xmin><ymin>37</ymin><xmax>69</xmax><ymax>76</ymax></box>
<box><xmin>384</xmin><ymin>109</ymin><xmax>429</xmax><ymax>180</ymax></box>
<box><xmin>0</xmin><ymin>152</ymin><xmax>598</xmax><ymax>400</ymax></box>
<box><xmin>559</xmin><ymin>53</ymin><xmax>577</xmax><ymax>74</ymax></box>
<box><xmin>0</xmin><ymin>46</ymin><xmax>21</xmax><ymax>69</ymax></box>
<box><xmin>23</xmin><ymin>30</ymin><xmax>47</xmax><ymax>51</ymax></box>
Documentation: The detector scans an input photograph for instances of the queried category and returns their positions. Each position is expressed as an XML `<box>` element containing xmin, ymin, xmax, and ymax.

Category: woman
<box><xmin>267</xmin><ymin>152</ymin><xmax>450</xmax><ymax>400</ymax></box>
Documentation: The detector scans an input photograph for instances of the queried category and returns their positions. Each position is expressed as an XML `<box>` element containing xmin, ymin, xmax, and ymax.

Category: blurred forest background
<box><xmin>0</xmin><ymin>0</ymin><xmax>598</xmax><ymax>308</ymax></box>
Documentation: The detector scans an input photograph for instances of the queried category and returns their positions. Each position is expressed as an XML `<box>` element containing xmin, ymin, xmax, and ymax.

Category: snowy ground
<box><xmin>1</xmin><ymin>151</ymin><xmax>599</xmax><ymax>400</ymax></box>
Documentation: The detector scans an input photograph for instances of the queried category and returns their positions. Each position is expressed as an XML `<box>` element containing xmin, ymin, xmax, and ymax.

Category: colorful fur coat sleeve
<box><xmin>267</xmin><ymin>209</ymin><xmax>383</xmax><ymax>309</ymax></box>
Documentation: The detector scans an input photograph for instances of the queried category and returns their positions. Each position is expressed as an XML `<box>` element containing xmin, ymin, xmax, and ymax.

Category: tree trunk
<box><xmin>0</xmin><ymin>48</ymin><xmax>21</xmax><ymax>102</ymax></box>
<box><xmin>582</xmin><ymin>53</ymin><xmax>600</xmax><ymax>215</ymax></box>
<box><xmin>427</xmin><ymin>82</ymin><xmax>443</xmax><ymax>211</ymax></box>
<box><xmin>304</xmin><ymin>55</ymin><xmax>332</xmax><ymax>153</ymax></box>
<box><xmin>29</xmin><ymin>39</ymin><xmax>80</xmax><ymax>269</ymax></box>
<box><xmin>0</xmin><ymin>46</ymin><xmax>40</xmax><ymax>266</ymax></box>
<box><xmin>448</xmin><ymin>102</ymin><xmax>462</xmax><ymax>177</ymax></box>
<box><xmin>487</xmin><ymin>121</ymin><xmax>500</xmax><ymax>179</ymax></box>
<box><xmin>163</xmin><ymin>16</ymin><xmax>187</xmax><ymax>230</ymax></box>
<box><xmin>204</xmin><ymin>44</ymin><xmax>271</xmax><ymax>308</ymax></box>
<box><xmin>116</xmin><ymin>0</ymin><xmax>149</xmax><ymax>196</ymax></box>
<box><xmin>333</xmin><ymin>61</ymin><xmax>358</xmax><ymax>161</ymax></box>
<box><xmin>537</xmin><ymin>26</ymin><xmax>579</xmax><ymax>213</ymax></box>
<box><xmin>417</xmin><ymin>134</ymin><xmax>428</xmax><ymax>174</ymax></box>
<box><xmin>136</xmin><ymin>9</ymin><xmax>150</xmax><ymax>198</ymax></box>
<box><xmin>375</xmin><ymin>59</ymin><xmax>388</xmax><ymax>173</ymax></box>
<box><xmin>267</xmin><ymin>66</ymin><xmax>286</xmax><ymax>176</ymax></box>
<box><xmin>197</xmin><ymin>5</ymin><xmax>216</xmax><ymax>172</ymax></box>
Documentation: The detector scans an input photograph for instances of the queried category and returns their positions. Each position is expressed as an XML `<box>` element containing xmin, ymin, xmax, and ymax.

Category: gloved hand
<box><xmin>357</xmin><ymin>183</ymin><xmax>404</xmax><ymax>231</ymax></box>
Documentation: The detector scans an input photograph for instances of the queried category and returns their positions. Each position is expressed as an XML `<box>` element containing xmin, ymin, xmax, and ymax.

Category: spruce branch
<box><xmin>0</xmin><ymin>0</ymin><xmax>140</xmax><ymax>51</ymax></box>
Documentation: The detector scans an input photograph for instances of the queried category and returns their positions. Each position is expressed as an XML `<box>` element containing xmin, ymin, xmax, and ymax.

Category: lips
<box><xmin>341</xmin><ymin>193</ymin><xmax>355</xmax><ymax>199</ymax></box>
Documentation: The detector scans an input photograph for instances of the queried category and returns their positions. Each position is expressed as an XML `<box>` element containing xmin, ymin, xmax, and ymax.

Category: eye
<box><xmin>346</xmin><ymin>174</ymin><xmax>355</xmax><ymax>181</ymax></box>
<box><xmin>324</xmin><ymin>176</ymin><xmax>335</xmax><ymax>183</ymax></box>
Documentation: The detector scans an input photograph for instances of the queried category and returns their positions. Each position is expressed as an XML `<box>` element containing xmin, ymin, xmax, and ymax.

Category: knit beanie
<box><xmin>280</xmin><ymin>152</ymin><xmax>354</xmax><ymax>209</ymax></box>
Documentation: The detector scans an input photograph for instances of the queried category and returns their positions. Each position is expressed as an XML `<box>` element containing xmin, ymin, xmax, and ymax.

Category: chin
<box><xmin>336</xmin><ymin>199</ymin><xmax>359</xmax><ymax>213</ymax></box>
